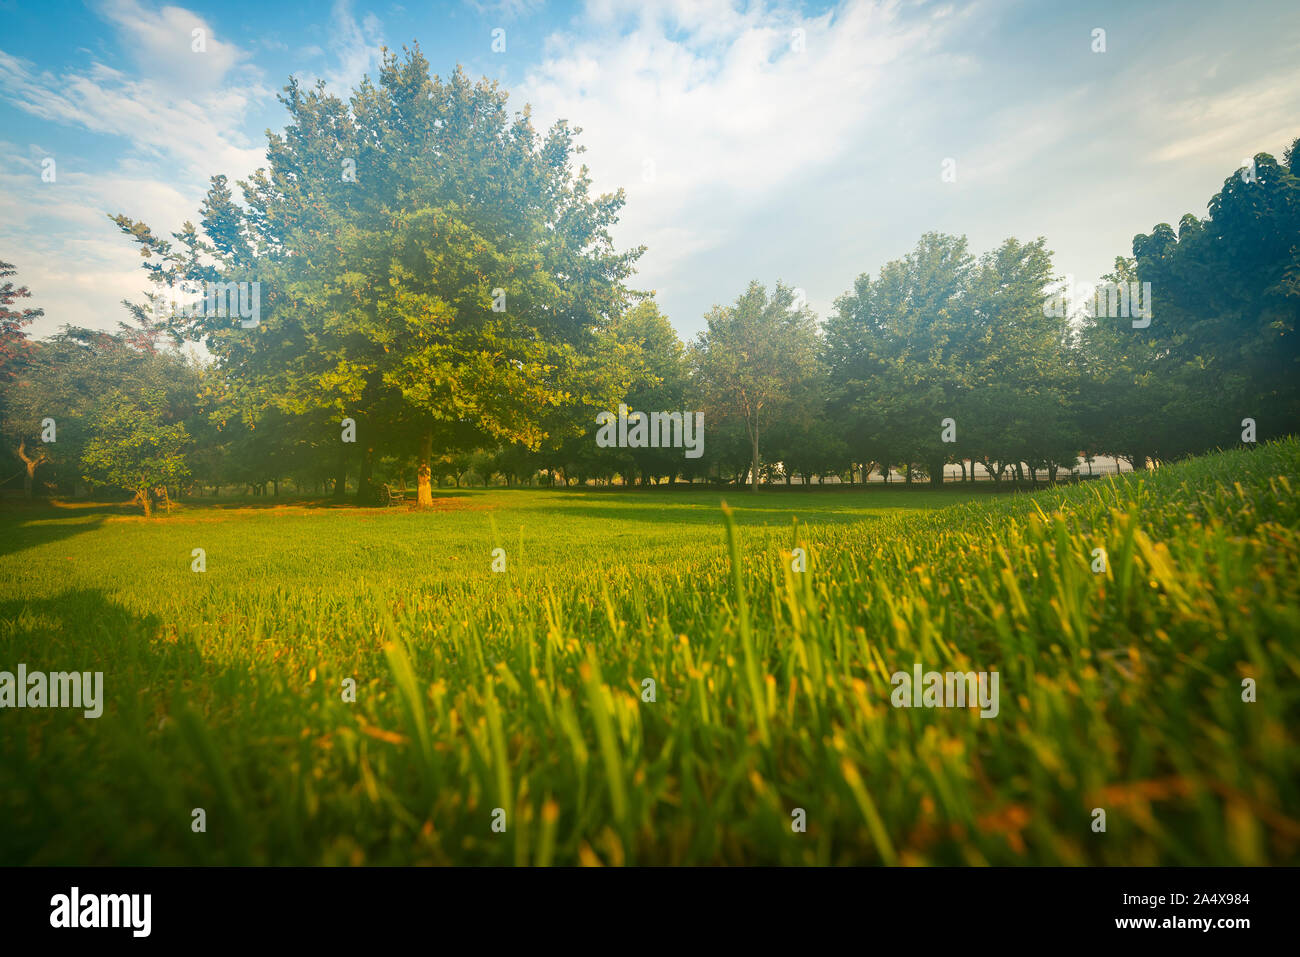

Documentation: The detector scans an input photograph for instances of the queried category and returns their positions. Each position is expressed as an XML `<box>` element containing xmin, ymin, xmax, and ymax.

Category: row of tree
<box><xmin>2</xmin><ymin>49</ymin><xmax>1296</xmax><ymax>508</ymax></box>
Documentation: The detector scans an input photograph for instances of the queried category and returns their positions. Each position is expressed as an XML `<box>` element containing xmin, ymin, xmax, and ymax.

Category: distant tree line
<box><xmin>1</xmin><ymin>52</ymin><xmax>1296</xmax><ymax>510</ymax></box>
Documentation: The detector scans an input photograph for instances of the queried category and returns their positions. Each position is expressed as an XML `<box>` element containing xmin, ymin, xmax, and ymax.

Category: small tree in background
<box><xmin>82</xmin><ymin>389</ymin><xmax>191</xmax><ymax>516</ymax></box>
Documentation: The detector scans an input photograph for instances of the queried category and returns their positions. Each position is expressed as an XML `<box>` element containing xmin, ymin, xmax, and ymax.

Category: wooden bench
<box><xmin>382</xmin><ymin>483</ymin><xmax>407</xmax><ymax>507</ymax></box>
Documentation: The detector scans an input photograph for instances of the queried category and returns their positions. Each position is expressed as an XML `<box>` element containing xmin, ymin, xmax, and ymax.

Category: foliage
<box><xmin>80</xmin><ymin>388</ymin><xmax>192</xmax><ymax>516</ymax></box>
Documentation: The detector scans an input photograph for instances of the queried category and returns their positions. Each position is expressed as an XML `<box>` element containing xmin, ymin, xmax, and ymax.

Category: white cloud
<box><xmin>0</xmin><ymin>148</ymin><xmax>204</xmax><ymax>336</ymax></box>
<box><xmin>515</xmin><ymin>0</ymin><xmax>952</xmax><ymax>312</ymax></box>
<box><xmin>0</xmin><ymin>49</ymin><xmax>267</xmax><ymax>180</ymax></box>
<box><xmin>1144</xmin><ymin>67</ymin><xmax>1300</xmax><ymax>168</ymax></box>
<box><xmin>0</xmin><ymin>2</ymin><xmax>275</xmax><ymax>336</ymax></box>
<box><xmin>95</xmin><ymin>0</ymin><xmax>252</xmax><ymax>94</ymax></box>
<box><xmin>5</xmin><ymin>0</ymin><xmax>1297</xmax><ymax>345</ymax></box>
<box><xmin>465</xmin><ymin>0</ymin><xmax>546</xmax><ymax>21</ymax></box>
<box><xmin>317</xmin><ymin>0</ymin><xmax>386</xmax><ymax>96</ymax></box>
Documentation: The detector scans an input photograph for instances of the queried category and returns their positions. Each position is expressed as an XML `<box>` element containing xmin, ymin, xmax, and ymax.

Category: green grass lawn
<box><xmin>1</xmin><ymin>444</ymin><xmax>1297</xmax><ymax>865</ymax></box>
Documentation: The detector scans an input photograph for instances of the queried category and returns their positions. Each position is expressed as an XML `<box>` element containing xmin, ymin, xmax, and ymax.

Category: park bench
<box><xmin>382</xmin><ymin>483</ymin><xmax>407</xmax><ymax>507</ymax></box>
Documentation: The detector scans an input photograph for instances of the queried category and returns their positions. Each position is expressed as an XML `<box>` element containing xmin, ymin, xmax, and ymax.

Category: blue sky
<box><xmin>2</xmin><ymin>0</ymin><xmax>1298</xmax><ymax>342</ymax></box>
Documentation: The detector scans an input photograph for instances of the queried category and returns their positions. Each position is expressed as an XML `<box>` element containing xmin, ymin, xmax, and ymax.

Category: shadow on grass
<box><xmin>0</xmin><ymin>586</ymin><xmax>166</xmax><ymax>666</ymax></box>
<box><xmin>0</xmin><ymin>501</ymin><xmax>114</xmax><ymax>560</ymax></box>
<box><xmin>0</xmin><ymin>587</ymin><xmax>263</xmax><ymax>865</ymax></box>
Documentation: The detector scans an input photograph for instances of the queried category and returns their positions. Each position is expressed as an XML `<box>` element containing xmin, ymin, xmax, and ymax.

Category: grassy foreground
<box><xmin>0</xmin><ymin>444</ymin><xmax>1297</xmax><ymax>865</ymax></box>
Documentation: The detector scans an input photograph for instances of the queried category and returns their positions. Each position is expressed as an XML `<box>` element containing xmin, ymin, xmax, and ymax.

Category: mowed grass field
<box><xmin>1</xmin><ymin>443</ymin><xmax>1297</xmax><ymax>865</ymax></box>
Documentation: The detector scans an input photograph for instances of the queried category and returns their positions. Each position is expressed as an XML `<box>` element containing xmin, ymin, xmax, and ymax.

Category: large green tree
<box><xmin>1076</xmin><ymin>139</ymin><xmax>1300</xmax><ymax>468</ymax></box>
<box><xmin>826</xmin><ymin>233</ymin><xmax>975</xmax><ymax>484</ymax></box>
<box><xmin>605</xmin><ymin>298</ymin><xmax>691</xmax><ymax>484</ymax></box>
<box><xmin>112</xmin><ymin>47</ymin><xmax>642</xmax><ymax>507</ymax></box>
<box><xmin>692</xmin><ymin>281</ymin><xmax>820</xmax><ymax>491</ymax></box>
<box><xmin>827</xmin><ymin>233</ymin><xmax>1071</xmax><ymax>486</ymax></box>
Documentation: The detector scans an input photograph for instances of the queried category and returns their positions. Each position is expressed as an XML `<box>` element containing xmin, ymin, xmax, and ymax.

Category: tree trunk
<box><xmin>17</xmin><ymin>440</ymin><xmax>46</xmax><ymax>500</ymax></box>
<box><xmin>332</xmin><ymin>449</ymin><xmax>347</xmax><ymax>502</ymax></box>
<box><xmin>417</xmin><ymin>429</ymin><xmax>434</xmax><ymax>507</ymax></box>
<box><xmin>139</xmin><ymin>488</ymin><xmax>153</xmax><ymax>518</ymax></box>
<box><xmin>749</xmin><ymin>424</ymin><xmax>760</xmax><ymax>492</ymax></box>
<box><xmin>357</xmin><ymin>442</ymin><xmax>375</xmax><ymax>503</ymax></box>
<box><xmin>929</xmin><ymin>457</ymin><xmax>945</xmax><ymax>488</ymax></box>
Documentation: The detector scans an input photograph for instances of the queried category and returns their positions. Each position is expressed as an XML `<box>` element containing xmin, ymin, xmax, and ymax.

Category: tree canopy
<box><xmin>110</xmin><ymin>46</ymin><xmax>643</xmax><ymax>505</ymax></box>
